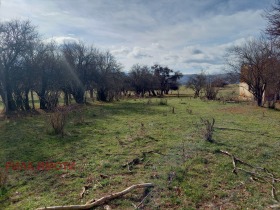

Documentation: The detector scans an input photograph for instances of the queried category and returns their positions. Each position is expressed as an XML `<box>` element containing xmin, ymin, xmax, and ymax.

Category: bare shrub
<box><xmin>205</xmin><ymin>85</ymin><xmax>219</xmax><ymax>100</ymax></box>
<box><xmin>49</xmin><ymin>111</ymin><xmax>67</xmax><ymax>135</ymax></box>
<box><xmin>201</xmin><ymin>117</ymin><xmax>215</xmax><ymax>142</ymax></box>
<box><xmin>186</xmin><ymin>71</ymin><xmax>207</xmax><ymax>98</ymax></box>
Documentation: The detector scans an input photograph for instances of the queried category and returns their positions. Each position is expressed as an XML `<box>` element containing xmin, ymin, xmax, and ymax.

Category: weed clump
<box><xmin>159</xmin><ymin>99</ymin><xmax>167</xmax><ymax>105</ymax></box>
<box><xmin>146</xmin><ymin>98</ymin><xmax>152</xmax><ymax>105</ymax></box>
<box><xmin>0</xmin><ymin>168</ymin><xmax>8</xmax><ymax>190</ymax></box>
<box><xmin>49</xmin><ymin>111</ymin><xmax>68</xmax><ymax>135</ymax></box>
<box><xmin>201</xmin><ymin>117</ymin><xmax>215</xmax><ymax>142</ymax></box>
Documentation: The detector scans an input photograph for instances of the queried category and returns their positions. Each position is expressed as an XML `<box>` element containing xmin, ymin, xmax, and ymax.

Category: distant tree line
<box><xmin>186</xmin><ymin>71</ymin><xmax>228</xmax><ymax>100</ymax></box>
<box><xmin>0</xmin><ymin>20</ymin><xmax>182</xmax><ymax>113</ymax></box>
<box><xmin>129</xmin><ymin>64</ymin><xmax>182</xmax><ymax>97</ymax></box>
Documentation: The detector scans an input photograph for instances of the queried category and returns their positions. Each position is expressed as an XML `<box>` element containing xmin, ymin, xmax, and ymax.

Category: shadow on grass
<box><xmin>0</xmin><ymin>100</ymin><xmax>166</xmax><ymax>166</ymax></box>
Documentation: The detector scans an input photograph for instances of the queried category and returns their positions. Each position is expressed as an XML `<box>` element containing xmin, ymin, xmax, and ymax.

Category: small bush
<box><xmin>201</xmin><ymin>117</ymin><xmax>215</xmax><ymax>142</ymax></box>
<box><xmin>49</xmin><ymin>111</ymin><xmax>67</xmax><ymax>135</ymax></box>
<box><xmin>205</xmin><ymin>85</ymin><xmax>219</xmax><ymax>100</ymax></box>
<box><xmin>159</xmin><ymin>98</ymin><xmax>168</xmax><ymax>105</ymax></box>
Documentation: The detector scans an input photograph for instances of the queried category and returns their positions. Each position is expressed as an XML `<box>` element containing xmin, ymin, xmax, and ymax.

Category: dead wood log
<box><xmin>270</xmin><ymin>203</ymin><xmax>280</xmax><ymax>208</ymax></box>
<box><xmin>36</xmin><ymin>183</ymin><xmax>154</xmax><ymax>210</ymax></box>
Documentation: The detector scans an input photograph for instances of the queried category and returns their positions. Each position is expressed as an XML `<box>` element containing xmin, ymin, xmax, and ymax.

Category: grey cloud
<box><xmin>0</xmin><ymin>0</ymin><xmax>274</xmax><ymax>73</ymax></box>
<box><xmin>164</xmin><ymin>55</ymin><xmax>179</xmax><ymax>61</ymax></box>
<box><xmin>130</xmin><ymin>52</ymin><xmax>153</xmax><ymax>59</ymax></box>
<box><xmin>183</xmin><ymin>58</ymin><xmax>220</xmax><ymax>65</ymax></box>
<box><xmin>128</xmin><ymin>47</ymin><xmax>153</xmax><ymax>59</ymax></box>
<box><xmin>111</xmin><ymin>47</ymin><xmax>130</xmax><ymax>55</ymax></box>
<box><xmin>44</xmin><ymin>36</ymin><xmax>79</xmax><ymax>44</ymax></box>
<box><xmin>192</xmin><ymin>49</ymin><xmax>203</xmax><ymax>54</ymax></box>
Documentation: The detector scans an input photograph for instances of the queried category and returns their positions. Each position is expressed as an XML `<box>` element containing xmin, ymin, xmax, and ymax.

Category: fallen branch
<box><xmin>80</xmin><ymin>186</ymin><xmax>86</xmax><ymax>199</ymax></box>
<box><xmin>270</xmin><ymin>203</ymin><xmax>280</xmax><ymax>208</ymax></box>
<box><xmin>219</xmin><ymin>150</ymin><xmax>254</xmax><ymax>169</ymax></box>
<box><xmin>122</xmin><ymin>158</ymin><xmax>141</xmax><ymax>172</ymax></box>
<box><xmin>136</xmin><ymin>189</ymin><xmax>153</xmax><ymax>209</ymax></box>
<box><xmin>122</xmin><ymin>151</ymin><xmax>160</xmax><ymax>172</ymax></box>
<box><xmin>37</xmin><ymin>183</ymin><xmax>154</xmax><ymax>210</ymax></box>
<box><xmin>80</xmin><ymin>184</ymin><xmax>91</xmax><ymax>199</ymax></box>
<box><xmin>218</xmin><ymin>150</ymin><xmax>280</xmax><ymax>202</ymax></box>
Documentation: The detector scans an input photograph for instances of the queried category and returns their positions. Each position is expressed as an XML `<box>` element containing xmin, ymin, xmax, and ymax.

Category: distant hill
<box><xmin>178</xmin><ymin>74</ymin><xmax>195</xmax><ymax>84</ymax></box>
<box><xmin>178</xmin><ymin>73</ymin><xmax>237</xmax><ymax>85</ymax></box>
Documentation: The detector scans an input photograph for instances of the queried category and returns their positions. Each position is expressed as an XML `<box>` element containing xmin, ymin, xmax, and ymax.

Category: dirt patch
<box><xmin>219</xmin><ymin>107</ymin><xmax>248</xmax><ymax>114</ymax></box>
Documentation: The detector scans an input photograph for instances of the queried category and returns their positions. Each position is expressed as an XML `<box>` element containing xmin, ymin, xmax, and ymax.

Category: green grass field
<box><xmin>0</xmin><ymin>89</ymin><xmax>280</xmax><ymax>209</ymax></box>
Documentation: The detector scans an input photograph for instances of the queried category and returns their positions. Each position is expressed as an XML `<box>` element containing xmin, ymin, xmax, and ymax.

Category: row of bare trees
<box><xmin>0</xmin><ymin>19</ymin><xmax>182</xmax><ymax>113</ymax></box>
<box><xmin>225</xmin><ymin>1</ymin><xmax>280</xmax><ymax>107</ymax></box>
<box><xmin>0</xmin><ymin>20</ymin><xmax>124</xmax><ymax>112</ymax></box>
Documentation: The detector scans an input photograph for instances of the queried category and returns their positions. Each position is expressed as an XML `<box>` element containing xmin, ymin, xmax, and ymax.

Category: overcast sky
<box><xmin>0</xmin><ymin>0</ymin><xmax>274</xmax><ymax>74</ymax></box>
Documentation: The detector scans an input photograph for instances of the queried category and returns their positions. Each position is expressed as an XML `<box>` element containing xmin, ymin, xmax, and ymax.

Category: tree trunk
<box><xmin>97</xmin><ymin>88</ymin><xmax>108</xmax><ymax>102</ymax></box>
<box><xmin>38</xmin><ymin>93</ymin><xmax>47</xmax><ymax>110</ymax></box>
<box><xmin>64</xmin><ymin>92</ymin><xmax>69</xmax><ymax>106</ymax></box>
<box><xmin>257</xmin><ymin>96</ymin><xmax>263</xmax><ymax>106</ymax></box>
<box><xmin>24</xmin><ymin>91</ymin><xmax>30</xmax><ymax>110</ymax></box>
<box><xmin>4</xmin><ymin>92</ymin><xmax>8</xmax><ymax>112</ymax></box>
<box><xmin>7</xmin><ymin>86</ymin><xmax>17</xmax><ymax>111</ymax></box>
<box><xmin>194</xmin><ymin>90</ymin><xmax>199</xmax><ymax>98</ymax></box>
<box><xmin>73</xmin><ymin>91</ymin><xmax>85</xmax><ymax>104</ymax></box>
<box><xmin>31</xmin><ymin>90</ymin><xmax>35</xmax><ymax>109</ymax></box>
<box><xmin>89</xmin><ymin>89</ymin><xmax>94</xmax><ymax>98</ymax></box>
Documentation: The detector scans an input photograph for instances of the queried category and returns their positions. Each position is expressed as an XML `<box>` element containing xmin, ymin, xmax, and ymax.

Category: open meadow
<box><xmin>0</xmin><ymin>86</ymin><xmax>280</xmax><ymax>209</ymax></box>
<box><xmin>1</xmin><ymin>0</ymin><xmax>280</xmax><ymax>209</ymax></box>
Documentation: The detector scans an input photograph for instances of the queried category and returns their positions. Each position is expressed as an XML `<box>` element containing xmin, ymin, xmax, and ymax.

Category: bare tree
<box><xmin>34</xmin><ymin>42</ymin><xmax>62</xmax><ymax>110</ymax></box>
<box><xmin>186</xmin><ymin>71</ymin><xmax>207</xmax><ymax>98</ymax></box>
<box><xmin>226</xmin><ymin>38</ymin><xmax>277</xmax><ymax>106</ymax></box>
<box><xmin>265</xmin><ymin>0</ymin><xmax>280</xmax><ymax>41</ymax></box>
<box><xmin>0</xmin><ymin>20</ymin><xmax>38</xmax><ymax>112</ymax></box>
<box><xmin>61</xmin><ymin>41</ymin><xmax>90</xmax><ymax>104</ymax></box>
<box><xmin>129</xmin><ymin>64</ymin><xmax>156</xmax><ymax>97</ymax></box>
<box><xmin>152</xmin><ymin>64</ymin><xmax>182</xmax><ymax>95</ymax></box>
<box><xmin>95</xmin><ymin>51</ymin><xmax>123</xmax><ymax>101</ymax></box>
